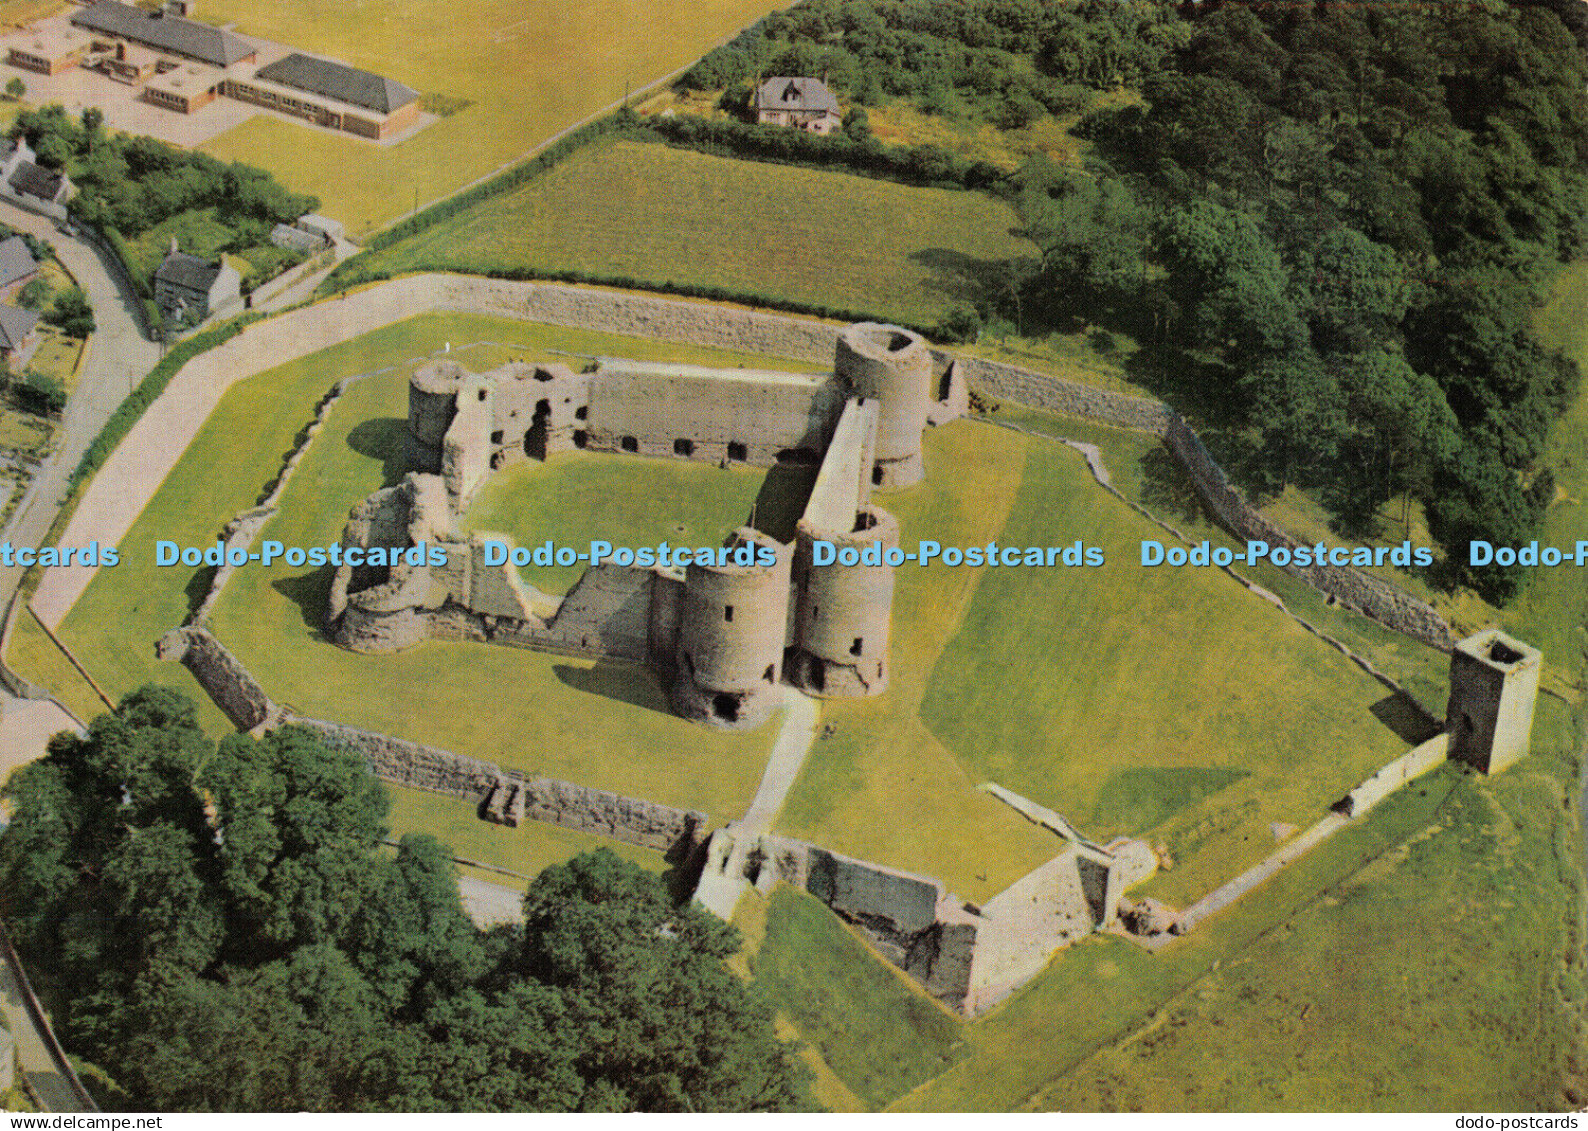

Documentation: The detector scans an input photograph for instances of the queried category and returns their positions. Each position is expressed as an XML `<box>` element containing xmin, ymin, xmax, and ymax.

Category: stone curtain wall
<box><xmin>291</xmin><ymin>715</ymin><xmax>505</xmax><ymax>798</ymax></box>
<box><xmin>428</xmin><ymin>276</ymin><xmax>842</xmax><ymax>367</ymax></box>
<box><xmin>949</xmin><ymin>354</ymin><xmax>1174</xmax><ymax>434</ymax></box>
<box><xmin>288</xmin><ymin>715</ymin><xmax>706</xmax><ymax>854</ymax></box>
<box><xmin>1163</xmin><ymin>417</ymin><xmax>1453</xmax><ymax>650</ymax></box>
<box><xmin>155</xmin><ymin>626</ymin><xmax>279</xmax><ymax>731</ymax></box>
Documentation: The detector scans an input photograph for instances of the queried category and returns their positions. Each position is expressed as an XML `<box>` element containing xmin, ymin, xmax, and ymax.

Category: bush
<box><xmin>13</xmin><ymin>369</ymin><xmax>65</xmax><ymax>416</ymax></box>
<box><xmin>17</xmin><ymin>277</ymin><xmax>51</xmax><ymax>312</ymax></box>
<box><xmin>47</xmin><ymin>286</ymin><xmax>94</xmax><ymax>337</ymax></box>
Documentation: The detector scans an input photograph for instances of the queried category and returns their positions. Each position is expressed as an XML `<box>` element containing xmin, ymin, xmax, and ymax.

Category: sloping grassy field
<box><xmin>351</xmin><ymin>140</ymin><xmax>1032</xmax><ymax>327</ymax></box>
<box><xmin>195</xmin><ymin>0</ymin><xmax>788</xmax><ymax>237</ymax></box>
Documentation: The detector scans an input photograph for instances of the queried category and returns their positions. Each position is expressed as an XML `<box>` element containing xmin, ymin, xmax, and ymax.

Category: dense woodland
<box><xmin>687</xmin><ymin>0</ymin><xmax>1588</xmax><ymax>600</ymax></box>
<box><xmin>0</xmin><ymin>688</ymin><xmax>810</xmax><ymax>1112</ymax></box>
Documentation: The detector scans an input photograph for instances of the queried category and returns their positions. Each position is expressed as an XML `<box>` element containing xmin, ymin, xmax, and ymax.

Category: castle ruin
<box><xmin>326</xmin><ymin>322</ymin><xmax>966</xmax><ymax>729</ymax></box>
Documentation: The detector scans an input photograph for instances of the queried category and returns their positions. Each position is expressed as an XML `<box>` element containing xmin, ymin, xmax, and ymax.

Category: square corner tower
<box><xmin>1446</xmin><ymin>629</ymin><xmax>1542</xmax><ymax>775</ymax></box>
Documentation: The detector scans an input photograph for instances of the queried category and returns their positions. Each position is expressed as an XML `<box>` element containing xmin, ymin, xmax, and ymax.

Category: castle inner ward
<box><xmin>327</xmin><ymin>322</ymin><xmax>967</xmax><ymax>729</ymax></box>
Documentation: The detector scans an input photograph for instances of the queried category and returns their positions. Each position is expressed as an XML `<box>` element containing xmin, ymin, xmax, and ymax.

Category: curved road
<box><xmin>0</xmin><ymin>201</ymin><xmax>160</xmax><ymax>609</ymax></box>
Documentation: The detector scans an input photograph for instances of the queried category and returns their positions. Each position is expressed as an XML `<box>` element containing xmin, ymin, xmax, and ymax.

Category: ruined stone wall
<box><xmin>290</xmin><ymin>715</ymin><xmax>704</xmax><ymax>852</ymax></box>
<box><xmin>155</xmin><ymin>626</ymin><xmax>278</xmax><ymax>732</ymax></box>
<box><xmin>1338</xmin><ymin>732</ymin><xmax>1449</xmax><ymax>816</ymax></box>
<box><xmin>428</xmin><ymin>276</ymin><xmax>845</xmax><ymax>366</ymax></box>
<box><xmin>293</xmin><ymin>715</ymin><xmax>507</xmax><ymax>798</ymax></box>
<box><xmin>586</xmin><ymin>364</ymin><xmax>843</xmax><ymax>466</ymax></box>
<box><xmin>764</xmin><ymin>836</ymin><xmax>980</xmax><ymax>1010</ymax></box>
<box><xmin>1163</xmin><ymin>417</ymin><xmax>1452</xmax><ymax>650</ymax></box>
<box><xmin>950</xmin><ymin>353</ymin><xmax>1174</xmax><ymax>434</ymax></box>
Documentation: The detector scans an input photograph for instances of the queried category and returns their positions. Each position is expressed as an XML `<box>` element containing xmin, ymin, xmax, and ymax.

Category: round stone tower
<box><xmin>788</xmin><ymin>505</ymin><xmax>896</xmax><ymax>698</ymax></box>
<box><xmin>834</xmin><ymin>323</ymin><xmax>933</xmax><ymax>488</ymax></box>
<box><xmin>406</xmin><ymin>360</ymin><xmax>467</xmax><ymax>473</ymax></box>
<box><xmin>671</xmin><ymin>529</ymin><xmax>791</xmax><ymax>730</ymax></box>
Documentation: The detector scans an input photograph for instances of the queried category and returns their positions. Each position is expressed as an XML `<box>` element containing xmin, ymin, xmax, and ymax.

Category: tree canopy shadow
<box><xmin>345</xmin><ymin>417</ymin><xmax>409</xmax><ymax>487</ymax></box>
<box><xmin>1138</xmin><ymin>445</ymin><xmax>1213</xmax><ymax>526</ymax></box>
<box><xmin>910</xmin><ymin>247</ymin><xmax>1031</xmax><ymax>309</ymax></box>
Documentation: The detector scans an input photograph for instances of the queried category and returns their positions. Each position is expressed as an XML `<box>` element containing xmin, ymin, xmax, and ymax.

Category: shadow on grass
<box><xmin>910</xmin><ymin>247</ymin><xmax>1024</xmax><ymax>308</ymax></box>
<box><xmin>1138</xmin><ymin>444</ymin><xmax>1212</xmax><ymax>526</ymax></box>
<box><xmin>270</xmin><ymin>566</ymin><xmax>337</xmax><ymax>635</ymax></box>
<box><xmin>553</xmin><ymin>660</ymin><xmax>673</xmax><ymax>716</ymax></box>
<box><xmin>345</xmin><ymin>417</ymin><xmax>410</xmax><ymax>487</ymax></box>
<box><xmin>1370</xmin><ymin>691</ymin><xmax>1444</xmax><ymax>744</ymax></box>
<box><xmin>183</xmin><ymin>563</ymin><xmax>218</xmax><ymax>617</ymax></box>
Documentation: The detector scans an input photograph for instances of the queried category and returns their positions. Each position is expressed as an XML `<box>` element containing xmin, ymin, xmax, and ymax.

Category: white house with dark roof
<box><xmin>756</xmin><ymin>76</ymin><xmax>841</xmax><ymax>134</ymax></box>
<box><xmin>0</xmin><ymin>234</ymin><xmax>39</xmax><ymax>298</ymax></box>
<box><xmin>154</xmin><ymin>241</ymin><xmax>240</xmax><ymax>325</ymax></box>
<box><xmin>0</xmin><ymin>135</ymin><xmax>71</xmax><ymax>219</ymax></box>
<box><xmin>0</xmin><ymin>303</ymin><xmax>40</xmax><ymax>368</ymax></box>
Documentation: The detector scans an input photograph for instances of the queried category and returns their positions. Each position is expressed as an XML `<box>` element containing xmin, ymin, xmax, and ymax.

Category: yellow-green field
<box><xmin>352</xmin><ymin>140</ymin><xmax>1034</xmax><ymax>326</ymax></box>
<box><xmin>195</xmin><ymin>0</ymin><xmax>791</xmax><ymax>237</ymax></box>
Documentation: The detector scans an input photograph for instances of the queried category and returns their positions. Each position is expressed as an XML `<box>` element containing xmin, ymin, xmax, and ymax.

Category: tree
<box><xmin>5</xmin><ymin>77</ymin><xmax>23</xmax><ymax>101</ymax></box>
<box><xmin>47</xmin><ymin>287</ymin><xmax>94</xmax><ymax>337</ymax></box>
<box><xmin>0</xmin><ymin>693</ymin><xmax>812</xmax><ymax>1112</ymax></box>
<box><xmin>519</xmin><ymin>850</ymin><xmax>812</xmax><ymax>1112</ymax></box>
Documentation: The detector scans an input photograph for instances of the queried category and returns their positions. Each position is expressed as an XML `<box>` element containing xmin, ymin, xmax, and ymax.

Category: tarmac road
<box><xmin>0</xmin><ymin>201</ymin><xmax>160</xmax><ymax>611</ymax></box>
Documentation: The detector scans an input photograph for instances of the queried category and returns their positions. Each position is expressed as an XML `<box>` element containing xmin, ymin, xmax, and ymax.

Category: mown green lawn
<box><xmin>355</xmin><ymin>140</ymin><xmax>1032</xmax><ymax>327</ymax></box>
<box><xmin>748</xmin><ymin>885</ymin><xmax>966</xmax><ymax>1110</ymax></box>
<box><xmin>7</xmin><ymin>310</ymin><xmax>836</xmax><ymax>822</ymax></box>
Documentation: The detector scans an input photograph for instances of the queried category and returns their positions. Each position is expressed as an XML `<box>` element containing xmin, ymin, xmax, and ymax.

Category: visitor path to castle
<box><xmin>695</xmin><ymin>686</ymin><xmax>822</xmax><ymax>920</ymax></box>
<box><xmin>740</xmin><ymin>685</ymin><xmax>821</xmax><ymax>833</ymax></box>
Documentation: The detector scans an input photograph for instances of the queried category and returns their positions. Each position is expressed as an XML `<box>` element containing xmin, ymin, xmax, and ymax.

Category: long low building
<box><xmin>70</xmin><ymin>0</ymin><xmax>255</xmax><ymax>68</ymax></box>
<box><xmin>224</xmin><ymin>53</ymin><xmax>419</xmax><ymax>140</ymax></box>
<box><xmin>23</xmin><ymin>1</ymin><xmax>422</xmax><ymax>141</ymax></box>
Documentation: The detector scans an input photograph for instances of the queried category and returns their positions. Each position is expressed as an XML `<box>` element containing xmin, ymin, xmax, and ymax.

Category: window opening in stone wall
<box><xmin>728</xmin><ymin>440</ymin><xmax>747</xmax><ymax>461</ymax></box>
<box><xmin>811</xmin><ymin>604</ymin><xmax>819</xmax><ymax>620</ymax></box>
<box><xmin>872</xmin><ymin>465</ymin><xmax>884</xmax><ymax>485</ymax></box>
<box><xmin>525</xmin><ymin>400</ymin><xmax>551</xmax><ymax>460</ymax></box>
<box><xmin>478</xmin><ymin>389</ymin><xmax>487</xmax><ymax>401</ymax></box>
<box><xmin>809</xmin><ymin>658</ymin><xmax>826</xmax><ymax>691</ymax></box>
<box><xmin>850</xmin><ymin>637</ymin><xmax>863</xmax><ymax>656</ymax></box>
<box><xmin>712</xmin><ymin>693</ymin><xmax>740</xmax><ymax>722</ymax></box>
<box><xmin>724</xmin><ymin>605</ymin><xmax>734</xmax><ymax>622</ymax></box>
<box><xmin>490</xmin><ymin>430</ymin><xmax>503</xmax><ymax>445</ymax></box>
<box><xmin>938</xmin><ymin>369</ymin><xmax>954</xmax><ymax>401</ymax></box>
<box><xmin>674</xmin><ymin>438</ymin><xmax>695</xmax><ymax>456</ymax></box>
<box><xmin>764</xmin><ymin>664</ymin><xmax>775</xmax><ymax>683</ymax></box>
<box><xmin>575</xmin><ymin>405</ymin><xmax>587</xmax><ymax>420</ymax></box>
<box><xmin>621</xmin><ymin>436</ymin><xmax>638</xmax><ymax>452</ymax></box>
<box><xmin>572</xmin><ymin>430</ymin><xmax>587</xmax><ymax>449</ymax></box>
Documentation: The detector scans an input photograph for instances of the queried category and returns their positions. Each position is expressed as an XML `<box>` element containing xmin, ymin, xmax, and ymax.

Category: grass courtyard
<box><xmin>350</xmin><ymin>140</ymin><xmax>1034</xmax><ymax>327</ymax></box>
<box><xmin>194</xmin><ymin>0</ymin><xmax>792</xmax><ymax>237</ymax></box>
